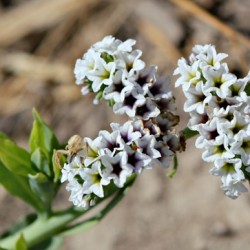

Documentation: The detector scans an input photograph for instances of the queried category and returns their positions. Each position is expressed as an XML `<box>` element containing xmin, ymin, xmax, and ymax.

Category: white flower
<box><xmin>92</xmin><ymin>35</ymin><xmax>120</xmax><ymax>55</ymax></box>
<box><xmin>231</xmin><ymin>131</ymin><xmax>250</xmax><ymax>166</ymax></box>
<box><xmin>192</xmin><ymin>44</ymin><xmax>228</xmax><ymax>67</ymax></box>
<box><xmin>217</xmin><ymin>110</ymin><xmax>250</xmax><ymax>139</ymax></box>
<box><xmin>202</xmin><ymin>63</ymin><xmax>237</xmax><ymax>99</ymax></box>
<box><xmin>201</xmin><ymin>134</ymin><xmax>234</xmax><ymax>163</ymax></box>
<box><xmin>101</xmin><ymin>151</ymin><xmax>132</xmax><ymax>188</ymax></box>
<box><xmin>113</xmin><ymin>87</ymin><xmax>146</xmax><ymax>117</ymax></box>
<box><xmin>65</xmin><ymin>179</ymin><xmax>88</xmax><ymax>208</ymax></box>
<box><xmin>154</xmin><ymin>140</ymin><xmax>174</xmax><ymax>168</ymax></box>
<box><xmin>125</xmin><ymin>147</ymin><xmax>152</xmax><ymax>174</ymax></box>
<box><xmin>87</xmin><ymin>57</ymin><xmax>116</xmax><ymax>92</ymax></box>
<box><xmin>135</xmin><ymin>135</ymin><xmax>161</xmax><ymax>163</ymax></box>
<box><xmin>74</xmin><ymin>48</ymin><xmax>97</xmax><ymax>85</ymax></box>
<box><xmin>221</xmin><ymin>175</ymin><xmax>247</xmax><ymax>199</ymax></box>
<box><xmin>183</xmin><ymin>82</ymin><xmax>212</xmax><ymax>114</ymax></box>
<box><xmin>116</xmin><ymin>49</ymin><xmax>145</xmax><ymax>76</ymax></box>
<box><xmin>148</xmin><ymin>75</ymin><xmax>173</xmax><ymax>100</ymax></box>
<box><xmin>103</xmin><ymin>70</ymin><xmax>134</xmax><ymax>103</ymax></box>
<box><xmin>84</xmin><ymin>136</ymin><xmax>104</xmax><ymax>166</ymax></box>
<box><xmin>135</xmin><ymin>98</ymin><xmax>160</xmax><ymax>120</ymax></box>
<box><xmin>174</xmin><ymin>59</ymin><xmax>201</xmax><ymax>91</ymax></box>
<box><xmin>80</xmin><ymin>161</ymin><xmax>109</xmax><ymax>198</ymax></box>
<box><xmin>110</xmin><ymin>120</ymin><xmax>142</xmax><ymax>145</ymax></box>
<box><xmin>98</xmin><ymin>129</ymin><xmax>125</xmax><ymax>156</ymax></box>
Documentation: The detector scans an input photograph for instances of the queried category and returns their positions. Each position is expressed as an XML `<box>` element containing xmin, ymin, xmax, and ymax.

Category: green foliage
<box><xmin>15</xmin><ymin>235</ymin><xmax>27</xmax><ymax>250</ymax></box>
<box><xmin>29</xmin><ymin>173</ymin><xmax>54</xmax><ymax>213</ymax></box>
<box><xmin>31</xmin><ymin>149</ymin><xmax>52</xmax><ymax>178</ymax></box>
<box><xmin>29</xmin><ymin>108</ymin><xmax>60</xmax><ymax>161</ymax></box>
<box><xmin>0</xmin><ymin>133</ymin><xmax>35</xmax><ymax>176</ymax></box>
<box><xmin>245</xmin><ymin>82</ymin><xmax>250</xmax><ymax>96</ymax></box>
<box><xmin>182</xmin><ymin>127</ymin><xmax>199</xmax><ymax>140</ymax></box>
<box><xmin>0</xmin><ymin>109</ymin><xmax>63</xmax><ymax>214</ymax></box>
<box><xmin>0</xmin><ymin>161</ymin><xmax>43</xmax><ymax>212</ymax></box>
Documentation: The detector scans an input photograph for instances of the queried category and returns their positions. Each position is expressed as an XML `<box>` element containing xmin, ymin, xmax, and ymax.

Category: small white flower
<box><xmin>65</xmin><ymin>179</ymin><xmax>88</xmax><ymax>208</ymax></box>
<box><xmin>202</xmin><ymin>63</ymin><xmax>237</xmax><ymax>99</ymax></box>
<box><xmin>101</xmin><ymin>151</ymin><xmax>132</xmax><ymax>188</ymax></box>
<box><xmin>87</xmin><ymin>58</ymin><xmax>116</xmax><ymax>92</ymax></box>
<box><xmin>98</xmin><ymin>129</ymin><xmax>125</xmax><ymax>156</ymax></box>
<box><xmin>116</xmin><ymin>49</ymin><xmax>145</xmax><ymax>75</ymax></box>
<box><xmin>113</xmin><ymin>87</ymin><xmax>146</xmax><ymax>117</ymax></box>
<box><xmin>231</xmin><ymin>131</ymin><xmax>250</xmax><ymax>166</ymax></box>
<box><xmin>154</xmin><ymin>140</ymin><xmax>174</xmax><ymax>168</ymax></box>
<box><xmin>135</xmin><ymin>135</ymin><xmax>161</xmax><ymax>163</ymax></box>
<box><xmin>80</xmin><ymin>161</ymin><xmax>109</xmax><ymax>198</ymax></box>
<box><xmin>111</xmin><ymin>120</ymin><xmax>142</xmax><ymax>145</ymax></box>
<box><xmin>192</xmin><ymin>44</ymin><xmax>228</xmax><ymax>67</ymax></box>
<box><xmin>201</xmin><ymin>134</ymin><xmax>234</xmax><ymax>163</ymax></box>
<box><xmin>84</xmin><ymin>136</ymin><xmax>104</xmax><ymax>166</ymax></box>
<box><xmin>148</xmin><ymin>75</ymin><xmax>173</xmax><ymax>100</ymax></box>
<box><xmin>74</xmin><ymin>48</ymin><xmax>97</xmax><ymax>85</ymax></box>
<box><xmin>135</xmin><ymin>98</ymin><xmax>160</xmax><ymax>120</ymax></box>
<box><xmin>174</xmin><ymin>59</ymin><xmax>201</xmax><ymax>91</ymax></box>
<box><xmin>221</xmin><ymin>175</ymin><xmax>247</xmax><ymax>199</ymax></box>
<box><xmin>103</xmin><ymin>70</ymin><xmax>134</xmax><ymax>103</ymax></box>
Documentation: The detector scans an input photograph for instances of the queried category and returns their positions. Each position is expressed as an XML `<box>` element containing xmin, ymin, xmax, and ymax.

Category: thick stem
<box><xmin>0</xmin><ymin>208</ymin><xmax>84</xmax><ymax>249</ymax></box>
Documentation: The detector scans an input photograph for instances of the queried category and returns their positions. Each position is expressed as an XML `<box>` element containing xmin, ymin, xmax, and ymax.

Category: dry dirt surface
<box><xmin>0</xmin><ymin>0</ymin><xmax>250</xmax><ymax>249</ymax></box>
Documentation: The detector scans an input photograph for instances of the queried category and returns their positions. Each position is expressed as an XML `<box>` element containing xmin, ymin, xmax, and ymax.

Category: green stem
<box><xmin>0</xmin><ymin>207</ymin><xmax>85</xmax><ymax>249</ymax></box>
<box><xmin>0</xmin><ymin>175</ymin><xmax>137</xmax><ymax>249</ymax></box>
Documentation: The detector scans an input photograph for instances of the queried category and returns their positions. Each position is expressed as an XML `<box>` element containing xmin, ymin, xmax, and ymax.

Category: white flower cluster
<box><xmin>74</xmin><ymin>35</ymin><xmax>175</xmax><ymax>121</ymax></box>
<box><xmin>174</xmin><ymin>44</ymin><xmax>250</xmax><ymax>199</ymax></box>
<box><xmin>61</xmin><ymin>119</ymin><xmax>182</xmax><ymax>208</ymax></box>
<box><xmin>61</xmin><ymin>36</ymin><xmax>184</xmax><ymax>208</ymax></box>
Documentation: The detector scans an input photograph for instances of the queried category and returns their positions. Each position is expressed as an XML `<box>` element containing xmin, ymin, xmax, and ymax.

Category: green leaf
<box><xmin>31</xmin><ymin>148</ymin><xmax>52</xmax><ymax>178</ymax></box>
<box><xmin>182</xmin><ymin>127</ymin><xmax>199</xmax><ymax>140</ymax></box>
<box><xmin>15</xmin><ymin>234</ymin><xmax>27</xmax><ymax>250</ymax></box>
<box><xmin>0</xmin><ymin>135</ymin><xmax>35</xmax><ymax>176</ymax></box>
<box><xmin>30</xmin><ymin>237</ymin><xmax>62</xmax><ymax>250</ymax></box>
<box><xmin>245</xmin><ymin>82</ymin><xmax>250</xmax><ymax>96</ymax></box>
<box><xmin>28</xmin><ymin>173</ymin><xmax>54</xmax><ymax>212</ymax></box>
<box><xmin>29</xmin><ymin>108</ymin><xmax>59</xmax><ymax>157</ymax></box>
<box><xmin>0</xmin><ymin>161</ymin><xmax>43</xmax><ymax>212</ymax></box>
<box><xmin>0</xmin><ymin>132</ymin><xmax>8</xmax><ymax>140</ymax></box>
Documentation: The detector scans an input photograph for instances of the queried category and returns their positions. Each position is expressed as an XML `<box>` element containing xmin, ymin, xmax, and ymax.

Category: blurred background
<box><xmin>0</xmin><ymin>0</ymin><xmax>250</xmax><ymax>249</ymax></box>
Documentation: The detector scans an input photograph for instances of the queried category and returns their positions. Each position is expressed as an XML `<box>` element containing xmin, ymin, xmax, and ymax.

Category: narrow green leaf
<box><xmin>29</xmin><ymin>109</ymin><xmax>59</xmax><ymax>156</ymax></box>
<box><xmin>0</xmin><ymin>137</ymin><xmax>35</xmax><ymax>176</ymax></box>
<box><xmin>15</xmin><ymin>234</ymin><xmax>27</xmax><ymax>250</ymax></box>
<box><xmin>31</xmin><ymin>148</ymin><xmax>52</xmax><ymax>178</ymax></box>
<box><xmin>0</xmin><ymin>161</ymin><xmax>43</xmax><ymax>212</ymax></box>
<box><xmin>29</xmin><ymin>173</ymin><xmax>54</xmax><ymax>212</ymax></box>
<box><xmin>245</xmin><ymin>82</ymin><xmax>250</xmax><ymax>96</ymax></box>
<box><xmin>182</xmin><ymin>127</ymin><xmax>199</xmax><ymax>140</ymax></box>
